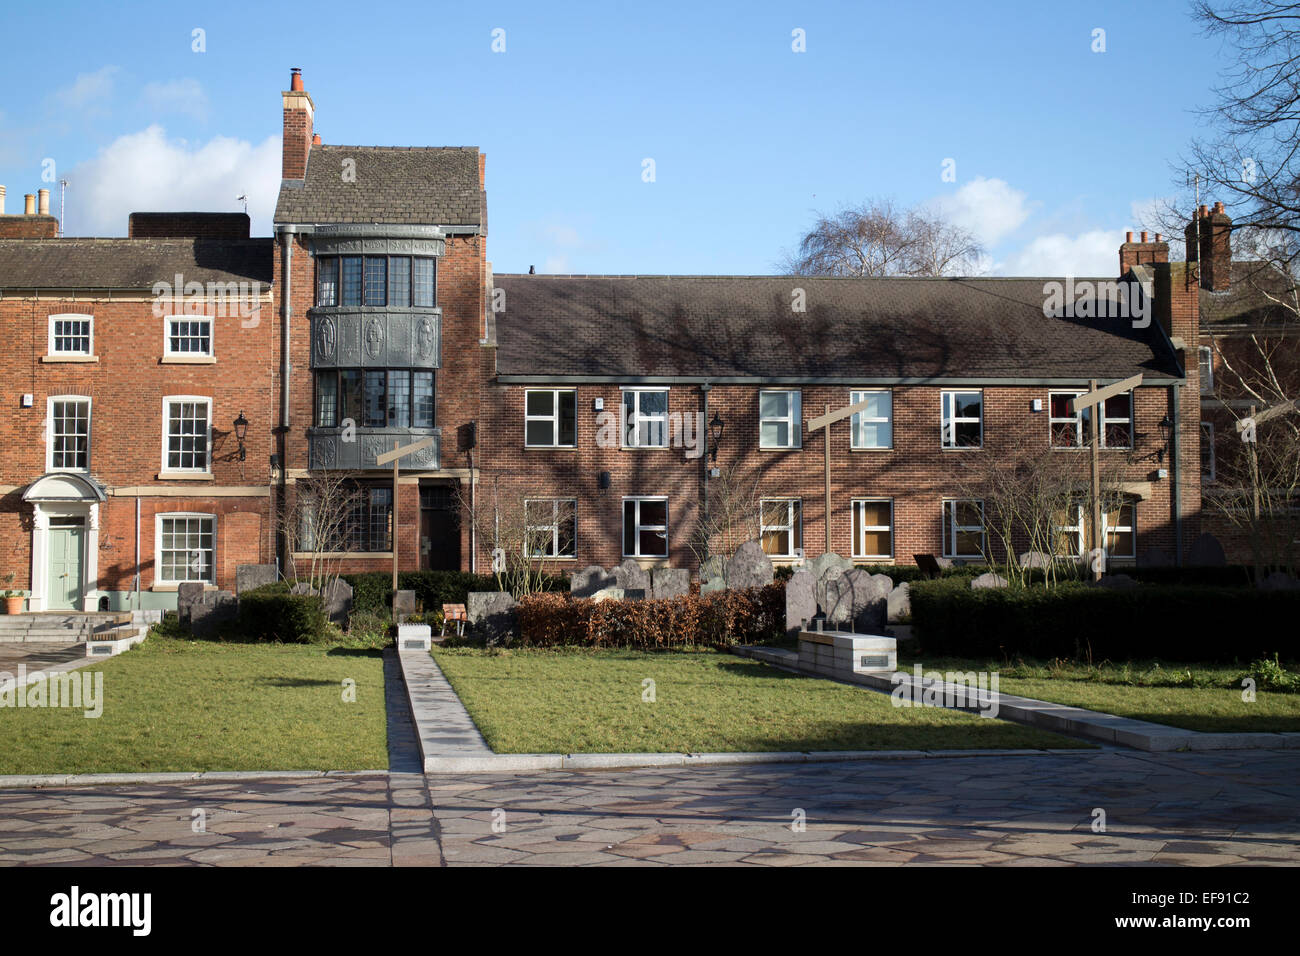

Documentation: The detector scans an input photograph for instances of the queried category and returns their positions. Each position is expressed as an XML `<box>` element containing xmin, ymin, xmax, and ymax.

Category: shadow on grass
<box><xmin>254</xmin><ymin>676</ymin><xmax>341</xmax><ymax>688</ymax></box>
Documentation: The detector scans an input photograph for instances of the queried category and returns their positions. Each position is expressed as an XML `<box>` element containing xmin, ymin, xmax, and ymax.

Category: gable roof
<box><xmin>0</xmin><ymin>238</ymin><xmax>273</xmax><ymax>291</ymax></box>
<box><xmin>1198</xmin><ymin>260</ymin><xmax>1298</xmax><ymax>328</ymax></box>
<box><xmin>273</xmin><ymin>145</ymin><xmax>483</xmax><ymax>227</ymax></box>
<box><xmin>494</xmin><ymin>275</ymin><xmax>1183</xmax><ymax>383</ymax></box>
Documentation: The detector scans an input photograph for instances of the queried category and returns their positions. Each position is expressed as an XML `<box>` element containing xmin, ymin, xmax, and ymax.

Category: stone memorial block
<box><xmin>823</xmin><ymin>568</ymin><xmax>889</xmax><ymax>632</ymax></box>
<box><xmin>651</xmin><ymin>567</ymin><xmax>690</xmax><ymax>600</ymax></box>
<box><xmin>784</xmin><ymin>569</ymin><xmax>817</xmax><ymax>639</ymax></box>
<box><xmin>571</xmin><ymin>565</ymin><xmax>616</xmax><ymax>598</ymax></box>
<box><xmin>726</xmin><ymin>540</ymin><xmax>774</xmax><ymax>591</ymax></box>
<box><xmin>807</xmin><ymin>551</ymin><xmax>853</xmax><ymax>609</ymax></box>
<box><xmin>176</xmin><ymin>582</ymin><xmax>206</xmax><ymax>623</ymax></box>
<box><xmin>590</xmin><ymin>587</ymin><xmax>626</xmax><ymax>602</ymax></box>
<box><xmin>1018</xmin><ymin>551</ymin><xmax>1053</xmax><ymax>569</ymax></box>
<box><xmin>235</xmin><ymin>563</ymin><xmax>278</xmax><ymax>595</ymax></box>
<box><xmin>613</xmin><ymin>559</ymin><xmax>652</xmax><ymax>592</ymax></box>
<box><xmin>191</xmin><ymin>591</ymin><xmax>237</xmax><ymax>636</ymax></box>
<box><xmin>323</xmin><ymin>577</ymin><xmax>354</xmax><ymax>624</ymax></box>
<box><xmin>467</xmin><ymin>591</ymin><xmax>518</xmax><ymax>646</ymax></box>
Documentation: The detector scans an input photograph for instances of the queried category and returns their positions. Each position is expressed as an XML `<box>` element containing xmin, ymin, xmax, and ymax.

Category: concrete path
<box><xmin>1</xmin><ymin>749</ymin><xmax>1296</xmax><ymax>866</ymax></box>
<box><xmin>397</xmin><ymin>650</ymin><xmax>492</xmax><ymax>759</ymax></box>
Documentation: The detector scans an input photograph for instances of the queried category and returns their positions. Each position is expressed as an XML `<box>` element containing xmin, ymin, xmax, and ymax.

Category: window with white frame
<box><xmin>852</xmin><ymin>498</ymin><xmax>894</xmax><ymax>559</ymax></box>
<box><xmin>1201</xmin><ymin>422</ymin><xmax>1216</xmax><ymax>482</ymax></box>
<box><xmin>760</xmin><ymin>498</ymin><xmax>802</xmax><ymax>557</ymax></box>
<box><xmin>942</xmin><ymin>499</ymin><xmax>985</xmax><ymax>558</ymax></box>
<box><xmin>622</xmin><ymin>497</ymin><xmax>668</xmax><ymax>557</ymax></box>
<box><xmin>156</xmin><ymin>514</ymin><xmax>215</xmax><ymax>584</ymax></box>
<box><xmin>1054</xmin><ymin>500</ymin><xmax>1136</xmax><ymax>560</ymax></box>
<box><xmin>1198</xmin><ymin>346</ymin><xmax>1214</xmax><ymax>393</ymax></box>
<box><xmin>524</xmin><ymin>499</ymin><xmax>577</xmax><ymax>558</ymax></box>
<box><xmin>759</xmin><ymin>390</ymin><xmax>801</xmax><ymax>449</ymax></box>
<box><xmin>165</xmin><ymin>316</ymin><xmax>213</xmax><ymax>356</ymax></box>
<box><xmin>162</xmin><ymin>397</ymin><xmax>211</xmax><ymax>472</ymax></box>
<box><xmin>48</xmin><ymin>314</ymin><xmax>93</xmax><ymax>355</ymax></box>
<box><xmin>47</xmin><ymin>396</ymin><xmax>91</xmax><ymax>471</ymax></box>
<box><xmin>941</xmin><ymin>390</ymin><xmax>982</xmax><ymax>448</ymax></box>
<box><xmin>621</xmin><ymin>389</ymin><xmax>669</xmax><ymax>448</ymax></box>
<box><xmin>525</xmin><ymin>390</ymin><xmax>577</xmax><ymax>447</ymax></box>
<box><xmin>1049</xmin><ymin>390</ymin><xmax>1133</xmax><ymax>449</ymax></box>
<box><xmin>850</xmin><ymin>390</ymin><xmax>892</xmax><ymax>449</ymax></box>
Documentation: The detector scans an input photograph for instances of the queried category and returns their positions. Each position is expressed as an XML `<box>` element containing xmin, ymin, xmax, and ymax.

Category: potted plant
<box><xmin>2</xmin><ymin>574</ymin><xmax>24</xmax><ymax>614</ymax></box>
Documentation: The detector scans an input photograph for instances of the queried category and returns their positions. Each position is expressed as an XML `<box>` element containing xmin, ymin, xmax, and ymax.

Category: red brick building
<box><xmin>0</xmin><ymin>69</ymin><xmax>1228</xmax><ymax>611</ymax></box>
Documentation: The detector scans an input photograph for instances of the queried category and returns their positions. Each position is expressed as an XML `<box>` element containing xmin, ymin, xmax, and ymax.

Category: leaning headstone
<box><xmin>613</xmin><ymin>559</ymin><xmax>651</xmax><ymax>593</ymax></box>
<box><xmin>807</xmin><ymin>551</ymin><xmax>853</xmax><ymax>610</ymax></box>
<box><xmin>176</xmin><ymin>581</ymin><xmax>206</xmax><ymax>624</ymax></box>
<box><xmin>191</xmin><ymin>590</ymin><xmax>237</xmax><ymax>636</ymax></box>
<box><xmin>393</xmin><ymin>589</ymin><xmax>417</xmax><ymax>622</ymax></box>
<box><xmin>590</xmin><ymin>587</ymin><xmax>626</xmax><ymax>602</ymax></box>
<box><xmin>651</xmin><ymin>567</ymin><xmax>690</xmax><ymax>600</ymax></box>
<box><xmin>235</xmin><ymin>563</ymin><xmax>278</xmax><ymax>595</ymax></box>
<box><xmin>467</xmin><ymin>591</ymin><xmax>518</xmax><ymax>646</ymax></box>
<box><xmin>571</xmin><ymin>565</ymin><xmax>616</xmax><ymax>598</ymax></box>
<box><xmin>726</xmin><ymin>540</ymin><xmax>774</xmax><ymax>591</ymax></box>
<box><xmin>322</xmin><ymin>577</ymin><xmax>354</xmax><ymax>624</ymax></box>
<box><xmin>1187</xmin><ymin>533</ymin><xmax>1227</xmax><ymax>567</ymax></box>
<box><xmin>1259</xmin><ymin>572</ymin><xmax>1300</xmax><ymax>591</ymax></box>
<box><xmin>823</xmin><ymin>568</ymin><xmax>890</xmax><ymax>632</ymax></box>
<box><xmin>1138</xmin><ymin>547</ymin><xmax>1173</xmax><ymax>568</ymax></box>
<box><xmin>784</xmin><ymin>570</ymin><xmax>817</xmax><ymax>639</ymax></box>
<box><xmin>887</xmin><ymin>582</ymin><xmax>911</xmax><ymax>623</ymax></box>
<box><xmin>970</xmin><ymin>572</ymin><xmax>1009</xmax><ymax>590</ymax></box>
<box><xmin>699</xmin><ymin>556</ymin><xmax>727</xmax><ymax>593</ymax></box>
<box><xmin>1018</xmin><ymin>551</ymin><xmax>1052</xmax><ymax>569</ymax></box>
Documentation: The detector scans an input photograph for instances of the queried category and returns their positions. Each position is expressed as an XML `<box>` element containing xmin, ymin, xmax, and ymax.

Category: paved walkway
<box><xmin>1</xmin><ymin>749</ymin><xmax>1296</xmax><ymax>865</ymax></box>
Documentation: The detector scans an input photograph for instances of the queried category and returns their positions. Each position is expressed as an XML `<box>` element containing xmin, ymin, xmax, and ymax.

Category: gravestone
<box><xmin>726</xmin><ymin>541</ymin><xmax>774</xmax><ymax>591</ymax></box>
<box><xmin>823</xmin><ymin>568</ymin><xmax>890</xmax><ymax>632</ymax></box>
<box><xmin>887</xmin><ymin>582</ymin><xmax>911</xmax><ymax>623</ymax></box>
<box><xmin>784</xmin><ymin>570</ymin><xmax>817</xmax><ymax>639</ymax></box>
<box><xmin>571</xmin><ymin>565</ymin><xmax>616</xmax><ymax>598</ymax></box>
<box><xmin>235</xmin><ymin>564</ymin><xmax>278</xmax><ymax>595</ymax></box>
<box><xmin>1097</xmin><ymin>573</ymin><xmax>1138</xmax><ymax>589</ymax></box>
<box><xmin>467</xmin><ymin>591</ymin><xmax>518</xmax><ymax>646</ymax></box>
<box><xmin>651</xmin><ymin>567</ymin><xmax>690</xmax><ymax>600</ymax></box>
<box><xmin>699</xmin><ymin>556</ymin><xmax>726</xmax><ymax>594</ymax></box>
<box><xmin>290</xmin><ymin>581</ymin><xmax>319</xmax><ymax>596</ymax></box>
<box><xmin>176</xmin><ymin>582</ymin><xmax>206</xmax><ymax>624</ymax></box>
<box><xmin>970</xmin><ymin>572</ymin><xmax>1009</xmax><ymax>590</ymax></box>
<box><xmin>807</xmin><ymin>552</ymin><xmax>853</xmax><ymax>610</ymax></box>
<box><xmin>393</xmin><ymin>589</ymin><xmax>417</xmax><ymax>622</ymax></box>
<box><xmin>613</xmin><ymin>559</ymin><xmax>651</xmax><ymax>592</ymax></box>
<box><xmin>913</xmin><ymin>554</ymin><xmax>943</xmax><ymax>579</ymax></box>
<box><xmin>1018</xmin><ymin>551</ymin><xmax>1053</xmax><ymax>570</ymax></box>
<box><xmin>1187</xmin><ymin>533</ymin><xmax>1227</xmax><ymax>567</ymax></box>
<box><xmin>322</xmin><ymin>578</ymin><xmax>353</xmax><ymax>624</ymax></box>
<box><xmin>190</xmin><ymin>590</ymin><xmax>237</xmax><ymax>636</ymax></box>
<box><xmin>591</xmin><ymin>587</ymin><xmax>626</xmax><ymax>602</ymax></box>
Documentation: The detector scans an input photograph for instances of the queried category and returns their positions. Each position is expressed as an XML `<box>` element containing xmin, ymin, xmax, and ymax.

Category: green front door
<box><xmin>47</xmin><ymin>522</ymin><xmax>85</xmax><ymax>610</ymax></box>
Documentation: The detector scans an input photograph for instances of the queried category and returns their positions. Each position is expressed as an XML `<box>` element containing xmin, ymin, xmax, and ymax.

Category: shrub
<box><xmin>237</xmin><ymin>582</ymin><xmax>329</xmax><ymax>643</ymax></box>
<box><xmin>514</xmin><ymin>584</ymin><xmax>785</xmax><ymax>648</ymax></box>
<box><xmin>910</xmin><ymin>578</ymin><xmax>1300</xmax><ymax>662</ymax></box>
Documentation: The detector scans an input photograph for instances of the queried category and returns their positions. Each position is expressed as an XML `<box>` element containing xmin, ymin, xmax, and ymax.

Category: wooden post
<box><xmin>1089</xmin><ymin>379</ymin><xmax>1102</xmax><ymax>581</ymax></box>
<box><xmin>1248</xmin><ymin>404</ymin><xmax>1261</xmax><ymax>521</ymax></box>
<box><xmin>392</xmin><ymin>440</ymin><xmax>400</xmax><ymax>622</ymax></box>
<box><xmin>824</xmin><ymin>403</ymin><xmax>832</xmax><ymax>554</ymax></box>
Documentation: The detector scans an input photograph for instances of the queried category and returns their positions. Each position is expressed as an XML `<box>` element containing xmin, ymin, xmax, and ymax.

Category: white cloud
<box><xmin>930</xmin><ymin>177</ymin><xmax>1033</xmax><ymax>247</ymax></box>
<box><xmin>65</xmin><ymin>125</ymin><xmax>281</xmax><ymax>236</ymax></box>
<box><xmin>995</xmin><ymin>229</ymin><xmax>1123</xmax><ymax>277</ymax></box>
<box><xmin>53</xmin><ymin>66</ymin><xmax>119</xmax><ymax>114</ymax></box>
<box><xmin>141</xmin><ymin>79</ymin><xmax>209</xmax><ymax>121</ymax></box>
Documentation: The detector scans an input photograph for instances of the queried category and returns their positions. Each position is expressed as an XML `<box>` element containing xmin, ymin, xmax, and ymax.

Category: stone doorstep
<box><xmin>734</xmin><ymin>645</ymin><xmax>1300</xmax><ymax>754</ymax></box>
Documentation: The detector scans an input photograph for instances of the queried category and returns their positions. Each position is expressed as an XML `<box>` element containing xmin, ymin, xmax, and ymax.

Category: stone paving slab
<box><xmin>733</xmin><ymin>645</ymin><xmax>1300</xmax><ymax>752</ymax></box>
<box><xmin>1</xmin><ymin>749</ymin><xmax>1295</xmax><ymax>866</ymax></box>
<box><xmin>398</xmin><ymin>649</ymin><xmax>492</xmax><ymax>765</ymax></box>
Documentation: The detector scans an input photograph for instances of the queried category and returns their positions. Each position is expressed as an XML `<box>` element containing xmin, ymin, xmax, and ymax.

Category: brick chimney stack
<box><xmin>1119</xmin><ymin>229</ymin><xmax>1169</xmax><ymax>275</ymax></box>
<box><xmin>281</xmin><ymin>67</ymin><xmax>315</xmax><ymax>181</ymax></box>
<box><xmin>1184</xmin><ymin>202</ymin><xmax>1232</xmax><ymax>292</ymax></box>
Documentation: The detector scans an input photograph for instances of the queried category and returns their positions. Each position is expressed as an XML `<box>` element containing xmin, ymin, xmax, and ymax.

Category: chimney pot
<box><xmin>1155</xmin><ymin>233</ymin><xmax>1162</xmax><ymax>242</ymax></box>
<box><xmin>290</xmin><ymin>68</ymin><xmax>303</xmax><ymax>91</ymax></box>
<box><xmin>312</xmin><ymin>133</ymin><xmax>321</xmax><ymax>145</ymax></box>
<box><xmin>1213</xmin><ymin>201</ymin><xmax>1225</xmax><ymax>214</ymax></box>
<box><xmin>0</xmin><ymin>185</ymin><xmax>5</xmax><ymax>215</ymax></box>
<box><xmin>1199</xmin><ymin>204</ymin><xmax>1208</xmax><ymax>217</ymax></box>
<box><xmin>37</xmin><ymin>188</ymin><xmax>49</xmax><ymax>216</ymax></box>
<box><xmin>1125</xmin><ymin>231</ymin><xmax>1133</xmax><ymax>243</ymax></box>
<box><xmin>1140</xmin><ymin>231</ymin><xmax>1148</xmax><ymax>243</ymax></box>
<box><xmin>24</xmin><ymin>193</ymin><xmax>35</xmax><ymax>215</ymax></box>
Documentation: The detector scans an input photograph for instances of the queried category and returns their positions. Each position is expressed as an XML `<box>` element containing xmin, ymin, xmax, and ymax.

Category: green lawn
<box><xmin>902</xmin><ymin>654</ymin><xmax>1300</xmax><ymax>734</ymax></box>
<box><xmin>430</xmin><ymin>646</ymin><xmax>1089</xmax><ymax>753</ymax></box>
<box><xmin>0</xmin><ymin>632</ymin><xmax>387</xmax><ymax>775</ymax></box>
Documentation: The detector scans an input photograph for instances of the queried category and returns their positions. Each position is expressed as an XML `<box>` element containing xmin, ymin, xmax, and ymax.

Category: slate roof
<box><xmin>0</xmin><ymin>238</ymin><xmax>273</xmax><ymax>290</ymax></box>
<box><xmin>1195</xmin><ymin>261</ymin><xmax>1298</xmax><ymax>327</ymax></box>
<box><xmin>494</xmin><ymin>275</ymin><xmax>1183</xmax><ymax>382</ymax></box>
<box><xmin>273</xmin><ymin>146</ymin><xmax>483</xmax><ymax>226</ymax></box>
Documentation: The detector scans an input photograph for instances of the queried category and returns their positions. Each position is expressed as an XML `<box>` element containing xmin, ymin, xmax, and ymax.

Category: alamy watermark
<box><xmin>890</xmin><ymin>665</ymin><xmax>1000</xmax><ymax>718</ymax></box>
<box><xmin>1042</xmin><ymin>276</ymin><xmax>1151</xmax><ymax>329</ymax></box>
<box><xmin>0</xmin><ymin>666</ymin><xmax>103</xmax><ymax>718</ymax></box>
<box><xmin>151</xmin><ymin>273</ymin><xmax>262</xmax><ymax>327</ymax></box>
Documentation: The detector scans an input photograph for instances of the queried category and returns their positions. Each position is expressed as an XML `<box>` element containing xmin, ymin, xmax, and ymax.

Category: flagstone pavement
<box><xmin>1</xmin><ymin>748</ymin><xmax>1297</xmax><ymax>866</ymax></box>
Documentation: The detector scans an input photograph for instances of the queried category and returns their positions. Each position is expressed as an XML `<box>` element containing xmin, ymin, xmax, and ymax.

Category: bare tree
<box><xmin>281</xmin><ymin>472</ymin><xmax>366</xmax><ymax>596</ymax></box>
<box><xmin>782</xmin><ymin>198</ymin><xmax>985</xmax><ymax>277</ymax></box>
<box><xmin>458</xmin><ymin>476</ymin><xmax>576</xmax><ymax>597</ymax></box>
<box><xmin>687</xmin><ymin>464</ymin><xmax>763</xmax><ymax>574</ymax></box>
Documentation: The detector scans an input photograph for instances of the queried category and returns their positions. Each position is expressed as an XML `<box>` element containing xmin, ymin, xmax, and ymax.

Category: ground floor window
<box><xmin>942</xmin><ymin>499</ymin><xmax>985</xmax><ymax>559</ymax></box>
<box><xmin>622</xmin><ymin>497</ymin><xmax>668</xmax><ymax>557</ymax></box>
<box><xmin>760</xmin><ymin>498</ymin><xmax>802</xmax><ymax>557</ymax></box>
<box><xmin>852</xmin><ymin>498</ymin><xmax>893</xmax><ymax>559</ymax></box>
<box><xmin>1053</xmin><ymin>499</ymin><xmax>1137</xmax><ymax>560</ymax></box>
<box><xmin>157</xmin><ymin>514</ymin><xmax>215</xmax><ymax>584</ymax></box>
<box><xmin>524</xmin><ymin>498</ymin><xmax>577</xmax><ymax>558</ymax></box>
<box><xmin>298</xmin><ymin>483</ymin><xmax>393</xmax><ymax>553</ymax></box>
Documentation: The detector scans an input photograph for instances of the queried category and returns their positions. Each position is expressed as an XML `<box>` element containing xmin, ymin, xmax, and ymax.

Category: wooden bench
<box><xmin>441</xmin><ymin>603</ymin><xmax>468</xmax><ymax>637</ymax></box>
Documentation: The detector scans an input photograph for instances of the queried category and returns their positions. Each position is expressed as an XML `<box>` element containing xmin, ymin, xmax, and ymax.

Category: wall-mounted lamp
<box><xmin>233</xmin><ymin>410</ymin><xmax>249</xmax><ymax>462</ymax></box>
<box><xmin>708</xmin><ymin>412</ymin><xmax>724</xmax><ymax>462</ymax></box>
<box><xmin>1157</xmin><ymin>414</ymin><xmax>1174</xmax><ymax>463</ymax></box>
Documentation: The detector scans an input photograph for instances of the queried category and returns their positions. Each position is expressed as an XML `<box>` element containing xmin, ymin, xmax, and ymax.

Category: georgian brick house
<box><xmin>0</xmin><ymin>69</ymin><xmax>1223</xmax><ymax>611</ymax></box>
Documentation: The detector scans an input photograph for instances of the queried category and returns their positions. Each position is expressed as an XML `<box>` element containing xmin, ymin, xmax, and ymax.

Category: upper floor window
<box><xmin>316</xmin><ymin>254</ymin><xmax>437</xmax><ymax>308</ymax></box>
<box><xmin>850</xmin><ymin>389</ymin><xmax>892</xmax><ymax>449</ymax></box>
<box><xmin>1049</xmin><ymin>390</ymin><xmax>1133</xmax><ymax>449</ymax></box>
<box><xmin>525</xmin><ymin>498</ymin><xmax>577</xmax><ymax>558</ymax></box>
<box><xmin>623</xmin><ymin>497</ymin><xmax>668</xmax><ymax>557</ymax></box>
<box><xmin>941</xmin><ymin>390</ymin><xmax>982</xmax><ymax>448</ymax></box>
<box><xmin>760</xmin><ymin>498</ymin><xmax>802</xmax><ymax>557</ymax></box>
<box><xmin>48</xmin><ymin>396</ymin><xmax>91</xmax><ymax>472</ymax></box>
<box><xmin>48</xmin><ymin>314</ymin><xmax>93</xmax><ymax>356</ymax></box>
<box><xmin>315</xmin><ymin>369</ymin><xmax>435</xmax><ymax>429</ymax></box>
<box><xmin>942</xmin><ymin>498</ymin><xmax>985</xmax><ymax>559</ymax></box>
<box><xmin>156</xmin><ymin>513</ymin><xmax>215</xmax><ymax>584</ymax></box>
<box><xmin>852</xmin><ymin>498</ymin><xmax>894</xmax><ymax>559</ymax></box>
<box><xmin>1201</xmin><ymin>422</ymin><xmax>1216</xmax><ymax>483</ymax></box>
<box><xmin>622</xmin><ymin>388</ymin><xmax>669</xmax><ymax>448</ymax></box>
<box><xmin>162</xmin><ymin>397</ymin><xmax>211</xmax><ymax>473</ymax></box>
<box><xmin>165</xmin><ymin>317</ymin><xmax>213</xmax><ymax>357</ymax></box>
<box><xmin>759</xmin><ymin>390</ymin><xmax>801</xmax><ymax>449</ymax></box>
<box><xmin>525</xmin><ymin>389</ymin><xmax>577</xmax><ymax>447</ymax></box>
<box><xmin>1198</xmin><ymin>346</ymin><xmax>1214</xmax><ymax>393</ymax></box>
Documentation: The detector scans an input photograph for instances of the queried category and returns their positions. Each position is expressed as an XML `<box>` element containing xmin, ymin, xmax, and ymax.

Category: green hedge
<box><xmin>341</xmin><ymin>569</ymin><xmax>568</xmax><ymax>614</ymax></box>
<box><xmin>910</xmin><ymin>578</ymin><xmax>1299</xmax><ymax>662</ymax></box>
<box><xmin>237</xmin><ymin>582</ymin><xmax>329</xmax><ymax>643</ymax></box>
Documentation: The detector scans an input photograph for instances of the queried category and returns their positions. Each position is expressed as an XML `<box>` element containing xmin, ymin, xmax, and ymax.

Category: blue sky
<box><xmin>0</xmin><ymin>0</ymin><xmax>1221</xmax><ymax>276</ymax></box>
